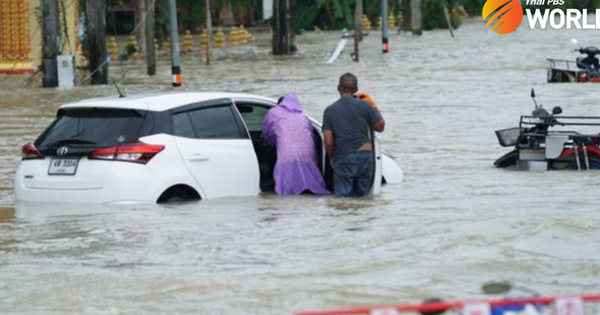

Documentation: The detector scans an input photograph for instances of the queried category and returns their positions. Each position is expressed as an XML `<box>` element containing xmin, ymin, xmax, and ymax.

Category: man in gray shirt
<box><xmin>322</xmin><ymin>73</ymin><xmax>385</xmax><ymax>198</ymax></box>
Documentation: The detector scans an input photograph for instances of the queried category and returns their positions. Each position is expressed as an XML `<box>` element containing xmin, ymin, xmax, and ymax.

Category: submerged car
<box><xmin>15</xmin><ymin>92</ymin><xmax>403</xmax><ymax>204</ymax></box>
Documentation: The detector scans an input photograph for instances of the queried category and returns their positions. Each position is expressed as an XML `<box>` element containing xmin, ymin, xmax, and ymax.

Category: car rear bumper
<box><xmin>14</xmin><ymin>162</ymin><xmax>166</xmax><ymax>204</ymax></box>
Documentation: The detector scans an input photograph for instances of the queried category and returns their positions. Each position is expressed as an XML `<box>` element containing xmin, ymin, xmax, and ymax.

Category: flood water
<box><xmin>1</xmin><ymin>20</ymin><xmax>600</xmax><ymax>314</ymax></box>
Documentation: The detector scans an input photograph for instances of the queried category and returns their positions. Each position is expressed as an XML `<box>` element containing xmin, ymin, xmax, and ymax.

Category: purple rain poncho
<box><xmin>261</xmin><ymin>93</ymin><xmax>329</xmax><ymax>196</ymax></box>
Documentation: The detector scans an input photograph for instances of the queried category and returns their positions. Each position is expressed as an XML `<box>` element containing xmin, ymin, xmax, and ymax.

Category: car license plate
<box><xmin>48</xmin><ymin>158</ymin><xmax>79</xmax><ymax>176</ymax></box>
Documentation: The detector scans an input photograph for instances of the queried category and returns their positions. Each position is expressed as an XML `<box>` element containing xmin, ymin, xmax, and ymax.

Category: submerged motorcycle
<box><xmin>547</xmin><ymin>38</ymin><xmax>600</xmax><ymax>83</ymax></box>
<box><xmin>494</xmin><ymin>89</ymin><xmax>600</xmax><ymax>170</ymax></box>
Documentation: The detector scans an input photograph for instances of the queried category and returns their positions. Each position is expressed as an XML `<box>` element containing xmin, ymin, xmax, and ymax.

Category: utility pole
<box><xmin>272</xmin><ymin>0</ymin><xmax>290</xmax><ymax>55</ymax></box>
<box><xmin>355</xmin><ymin>0</ymin><xmax>363</xmax><ymax>42</ymax></box>
<box><xmin>352</xmin><ymin>32</ymin><xmax>359</xmax><ymax>62</ymax></box>
<box><xmin>411</xmin><ymin>0</ymin><xmax>422</xmax><ymax>36</ymax></box>
<box><xmin>86</xmin><ymin>0</ymin><xmax>108</xmax><ymax>84</ymax></box>
<box><xmin>136</xmin><ymin>0</ymin><xmax>147</xmax><ymax>55</ymax></box>
<box><xmin>403</xmin><ymin>0</ymin><xmax>411</xmax><ymax>30</ymax></box>
<box><xmin>145</xmin><ymin>0</ymin><xmax>156</xmax><ymax>75</ymax></box>
<box><xmin>42</xmin><ymin>0</ymin><xmax>59</xmax><ymax>87</ymax></box>
<box><xmin>382</xmin><ymin>0</ymin><xmax>389</xmax><ymax>53</ymax></box>
<box><xmin>168</xmin><ymin>0</ymin><xmax>182</xmax><ymax>86</ymax></box>
<box><xmin>155</xmin><ymin>1</ymin><xmax>165</xmax><ymax>49</ymax></box>
<box><xmin>205</xmin><ymin>0</ymin><xmax>211</xmax><ymax>66</ymax></box>
<box><xmin>352</xmin><ymin>0</ymin><xmax>362</xmax><ymax>61</ymax></box>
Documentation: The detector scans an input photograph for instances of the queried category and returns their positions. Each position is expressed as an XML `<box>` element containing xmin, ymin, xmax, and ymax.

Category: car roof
<box><xmin>59</xmin><ymin>92</ymin><xmax>276</xmax><ymax>112</ymax></box>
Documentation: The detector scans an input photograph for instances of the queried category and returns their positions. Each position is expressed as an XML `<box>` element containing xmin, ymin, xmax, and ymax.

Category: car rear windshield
<box><xmin>36</xmin><ymin>108</ymin><xmax>146</xmax><ymax>149</ymax></box>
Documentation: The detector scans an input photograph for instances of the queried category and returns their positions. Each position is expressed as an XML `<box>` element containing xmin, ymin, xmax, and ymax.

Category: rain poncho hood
<box><xmin>278</xmin><ymin>92</ymin><xmax>303</xmax><ymax>113</ymax></box>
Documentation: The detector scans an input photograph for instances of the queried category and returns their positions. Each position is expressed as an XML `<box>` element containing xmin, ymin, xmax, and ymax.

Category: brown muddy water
<box><xmin>1</xmin><ymin>20</ymin><xmax>600</xmax><ymax>315</ymax></box>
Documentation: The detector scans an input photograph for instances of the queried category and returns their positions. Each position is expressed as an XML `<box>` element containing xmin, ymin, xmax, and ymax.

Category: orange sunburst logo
<box><xmin>482</xmin><ymin>0</ymin><xmax>523</xmax><ymax>34</ymax></box>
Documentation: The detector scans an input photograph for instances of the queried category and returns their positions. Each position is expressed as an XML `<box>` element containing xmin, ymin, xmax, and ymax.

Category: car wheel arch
<box><xmin>157</xmin><ymin>184</ymin><xmax>202</xmax><ymax>203</ymax></box>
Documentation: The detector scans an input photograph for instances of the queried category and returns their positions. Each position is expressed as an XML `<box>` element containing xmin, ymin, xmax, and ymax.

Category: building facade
<box><xmin>0</xmin><ymin>0</ymin><xmax>80</xmax><ymax>74</ymax></box>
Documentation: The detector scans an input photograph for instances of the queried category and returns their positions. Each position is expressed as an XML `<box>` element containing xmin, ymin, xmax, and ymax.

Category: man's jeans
<box><xmin>333</xmin><ymin>151</ymin><xmax>374</xmax><ymax>198</ymax></box>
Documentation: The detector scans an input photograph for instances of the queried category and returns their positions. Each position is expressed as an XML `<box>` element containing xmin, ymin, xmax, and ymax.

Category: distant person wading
<box><xmin>322</xmin><ymin>73</ymin><xmax>385</xmax><ymax>198</ymax></box>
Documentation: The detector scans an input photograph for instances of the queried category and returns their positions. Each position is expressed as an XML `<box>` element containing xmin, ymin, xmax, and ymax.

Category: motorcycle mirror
<box><xmin>530</xmin><ymin>88</ymin><xmax>539</xmax><ymax>109</ymax></box>
<box><xmin>552</xmin><ymin>106</ymin><xmax>563</xmax><ymax>115</ymax></box>
<box><xmin>571</xmin><ymin>38</ymin><xmax>579</xmax><ymax>45</ymax></box>
<box><xmin>482</xmin><ymin>281</ymin><xmax>513</xmax><ymax>295</ymax></box>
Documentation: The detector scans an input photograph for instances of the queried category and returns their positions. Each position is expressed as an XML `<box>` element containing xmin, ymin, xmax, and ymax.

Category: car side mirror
<box><xmin>552</xmin><ymin>106</ymin><xmax>563</xmax><ymax>115</ymax></box>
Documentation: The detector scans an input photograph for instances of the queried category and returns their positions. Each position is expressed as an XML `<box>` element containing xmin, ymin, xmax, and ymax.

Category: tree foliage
<box><xmin>102</xmin><ymin>0</ymin><xmax>497</xmax><ymax>34</ymax></box>
<box><xmin>423</xmin><ymin>0</ymin><xmax>462</xmax><ymax>30</ymax></box>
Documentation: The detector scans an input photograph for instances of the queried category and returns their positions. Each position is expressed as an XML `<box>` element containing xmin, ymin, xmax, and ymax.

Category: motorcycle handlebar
<box><xmin>575</xmin><ymin>46</ymin><xmax>600</xmax><ymax>55</ymax></box>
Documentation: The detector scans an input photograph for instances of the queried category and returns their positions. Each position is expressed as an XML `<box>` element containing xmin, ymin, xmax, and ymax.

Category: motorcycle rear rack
<box><xmin>547</xmin><ymin>58</ymin><xmax>580</xmax><ymax>72</ymax></box>
<box><xmin>518</xmin><ymin>116</ymin><xmax>600</xmax><ymax>145</ymax></box>
<box><xmin>520</xmin><ymin>115</ymin><xmax>600</xmax><ymax>128</ymax></box>
<box><xmin>515</xmin><ymin>116</ymin><xmax>600</xmax><ymax>170</ymax></box>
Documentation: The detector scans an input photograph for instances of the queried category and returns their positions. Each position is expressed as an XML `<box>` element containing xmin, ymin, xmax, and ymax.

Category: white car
<box><xmin>15</xmin><ymin>92</ymin><xmax>403</xmax><ymax>204</ymax></box>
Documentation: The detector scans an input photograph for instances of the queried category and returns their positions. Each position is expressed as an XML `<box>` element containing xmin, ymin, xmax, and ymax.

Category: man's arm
<box><xmin>324</xmin><ymin>130</ymin><xmax>335</xmax><ymax>163</ymax></box>
<box><xmin>371</xmin><ymin>107</ymin><xmax>385</xmax><ymax>133</ymax></box>
<box><xmin>357</xmin><ymin>92</ymin><xmax>385</xmax><ymax>133</ymax></box>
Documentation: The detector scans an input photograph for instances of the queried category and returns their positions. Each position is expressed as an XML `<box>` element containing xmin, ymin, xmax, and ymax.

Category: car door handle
<box><xmin>189</xmin><ymin>153</ymin><xmax>209</xmax><ymax>162</ymax></box>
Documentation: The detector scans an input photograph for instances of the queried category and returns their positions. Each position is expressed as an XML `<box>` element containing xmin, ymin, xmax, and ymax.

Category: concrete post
<box><xmin>168</xmin><ymin>0</ymin><xmax>182</xmax><ymax>86</ymax></box>
<box><xmin>411</xmin><ymin>0</ymin><xmax>422</xmax><ymax>36</ymax></box>
<box><xmin>272</xmin><ymin>0</ymin><xmax>291</xmax><ymax>55</ymax></box>
<box><xmin>355</xmin><ymin>0</ymin><xmax>363</xmax><ymax>42</ymax></box>
<box><xmin>145</xmin><ymin>0</ymin><xmax>156</xmax><ymax>75</ymax></box>
<box><xmin>382</xmin><ymin>0</ymin><xmax>389</xmax><ymax>52</ymax></box>
<box><xmin>42</xmin><ymin>0</ymin><xmax>59</xmax><ymax>87</ymax></box>
<box><xmin>86</xmin><ymin>0</ymin><xmax>109</xmax><ymax>84</ymax></box>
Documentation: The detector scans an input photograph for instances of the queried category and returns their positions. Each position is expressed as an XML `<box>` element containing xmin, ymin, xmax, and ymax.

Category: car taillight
<box><xmin>89</xmin><ymin>142</ymin><xmax>165</xmax><ymax>164</ymax></box>
<box><xmin>22</xmin><ymin>142</ymin><xmax>44</xmax><ymax>160</ymax></box>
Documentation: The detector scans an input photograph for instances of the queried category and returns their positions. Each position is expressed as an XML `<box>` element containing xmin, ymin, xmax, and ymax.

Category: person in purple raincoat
<box><xmin>261</xmin><ymin>92</ymin><xmax>329</xmax><ymax>196</ymax></box>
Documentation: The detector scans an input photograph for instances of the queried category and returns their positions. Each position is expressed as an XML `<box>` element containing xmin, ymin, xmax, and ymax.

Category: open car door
<box><xmin>370</xmin><ymin>132</ymin><xmax>383</xmax><ymax>195</ymax></box>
